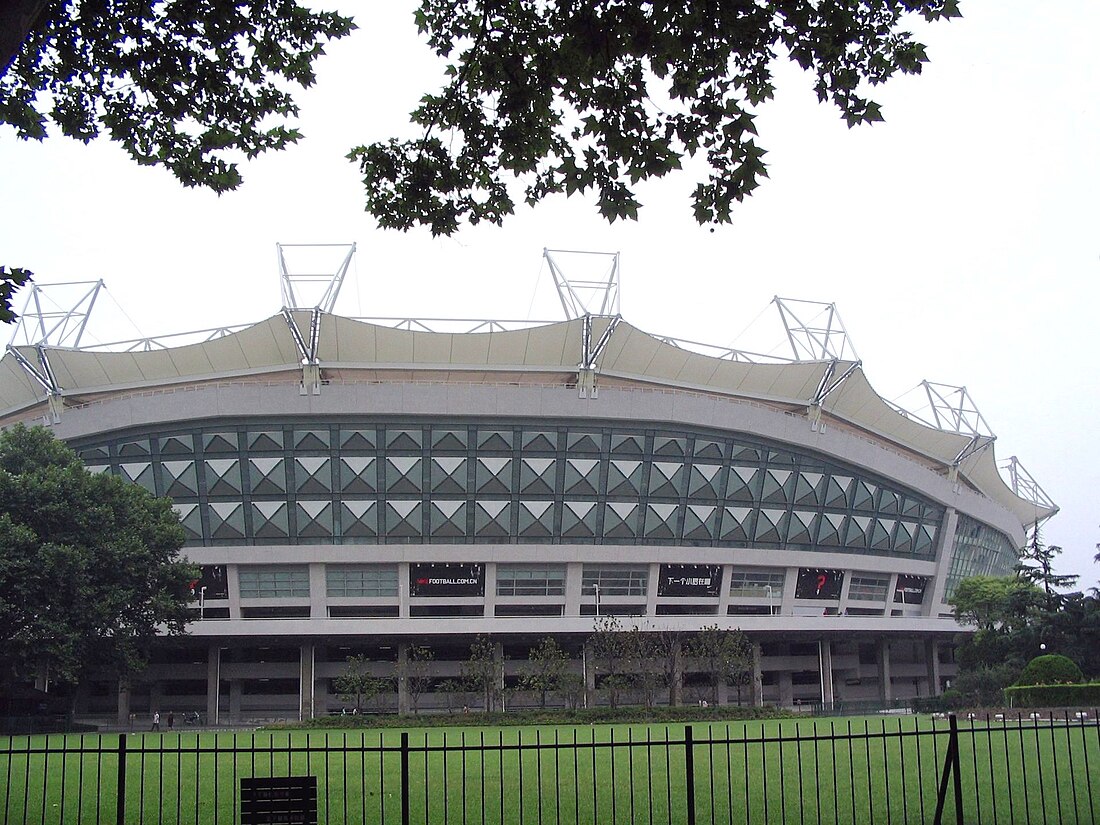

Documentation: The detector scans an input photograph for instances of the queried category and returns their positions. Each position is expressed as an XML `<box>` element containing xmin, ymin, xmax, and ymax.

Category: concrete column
<box><xmin>565</xmin><ymin>562</ymin><xmax>584</xmax><ymax>616</ymax></box>
<box><xmin>299</xmin><ymin>643</ymin><xmax>315</xmax><ymax>721</ymax></box>
<box><xmin>149</xmin><ymin>681</ymin><xmax>162</xmax><ymax>714</ymax></box>
<box><xmin>877</xmin><ymin>639</ymin><xmax>893</xmax><ymax>702</ymax></box>
<box><xmin>645</xmin><ymin>562</ymin><xmax>660</xmax><ymax>617</ymax></box>
<box><xmin>717</xmin><ymin>564</ymin><xmax>734</xmax><ymax>617</ymax></box>
<box><xmin>396</xmin><ymin>644</ymin><xmax>410</xmax><ymax>715</ymax></box>
<box><xmin>206</xmin><ymin>645</ymin><xmax>221</xmax><ymax>725</ymax></box>
<box><xmin>583</xmin><ymin>645</ymin><xmax>596</xmax><ymax>708</ymax></box>
<box><xmin>484</xmin><ymin>562</ymin><xmax>498</xmax><ymax>617</ymax></box>
<box><xmin>716</xmin><ymin>681</ymin><xmax>729</xmax><ymax>706</ymax></box>
<box><xmin>778</xmin><ymin>671</ymin><xmax>793</xmax><ymax>708</ymax></box>
<box><xmin>926</xmin><ymin>639</ymin><xmax>942</xmax><ymax>696</ymax></box>
<box><xmin>308</xmin><ymin>563</ymin><xmax>326</xmax><ymax>618</ymax></box>
<box><xmin>117</xmin><ymin>680</ymin><xmax>132</xmax><ymax>727</ymax></box>
<box><xmin>227</xmin><ymin>564</ymin><xmax>242</xmax><ymax>619</ymax></box>
<box><xmin>819</xmin><ymin>641</ymin><xmax>834</xmax><ymax>706</ymax></box>
<box><xmin>229</xmin><ymin>680</ymin><xmax>242</xmax><ymax>723</ymax></box>
<box><xmin>398</xmin><ymin>562</ymin><xmax>410</xmax><ymax>618</ymax></box>
<box><xmin>751</xmin><ymin>643</ymin><xmax>764</xmax><ymax>708</ymax></box>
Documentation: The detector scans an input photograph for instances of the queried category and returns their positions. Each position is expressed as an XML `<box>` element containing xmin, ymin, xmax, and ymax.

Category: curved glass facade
<box><xmin>73</xmin><ymin>417</ymin><xmax>945</xmax><ymax>560</ymax></box>
<box><xmin>944</xmin><ymin>513</ymin><xmax>1018</xmax><ymax>599</ymax></box>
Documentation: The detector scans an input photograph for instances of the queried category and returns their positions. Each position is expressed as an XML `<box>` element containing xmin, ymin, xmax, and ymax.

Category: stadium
<box><xmin>0</xmin><ymin>247</ymin><xmax>1057</xmax><ymax>724</ymax></box>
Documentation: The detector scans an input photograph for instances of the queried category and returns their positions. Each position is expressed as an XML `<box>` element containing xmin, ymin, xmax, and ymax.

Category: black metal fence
<box><xmin>2</xmin><ymin>712</ymin><xmax>1098</xmax><ymax>825</ymax></box>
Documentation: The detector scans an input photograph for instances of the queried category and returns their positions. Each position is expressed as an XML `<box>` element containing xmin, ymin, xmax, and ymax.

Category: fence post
<box><xmin>932</xmin><ymin>714</ymin><xmax>961</xmax><ymax>825</ymax></box>
<box><xmin>400</xmin><ymin>731</ymin><xmax>410</xmax><ymax>825</ymax></box>
<box><xmin>684</xmin><ymin>725</ymin><xmax>696</xmax><ymax>825</ymax></box>
<box><xmin>115</xmin><ymin>733</ymin><xmax>128</xmax><ymax>825</ymax></box>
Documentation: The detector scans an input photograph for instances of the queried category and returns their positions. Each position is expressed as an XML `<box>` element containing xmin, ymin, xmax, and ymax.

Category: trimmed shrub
<box><xmin>1016</xmin><ymin>654</ymin><xmax>1083</xmax><ymax>687</ymax></box>
<box><xmin>1004</xmin><ymin>682</ymin><xmax>1100</xmax><ymax>709</ymax></box>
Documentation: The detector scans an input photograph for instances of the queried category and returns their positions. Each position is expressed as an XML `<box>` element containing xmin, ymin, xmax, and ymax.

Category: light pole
<box><xmin>593</xmin><ymin>582</ymin><xmax>601</xmax><ymax>616</ymax></box>
<box><xmin>199</xmin><ymin>586</ymin><xmax>206</xmax><ymax>620</ymax></box>
<box><xmin>765</xmin><ymin>585</ymin><xmax>774</xmax><ymax>616</ymax></box>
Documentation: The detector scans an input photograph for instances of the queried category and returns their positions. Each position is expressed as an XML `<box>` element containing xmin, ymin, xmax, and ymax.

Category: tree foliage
<box><xmin>333</xmin><ymin>654</ymin><xmax>389</xmax><ymax>713</ymax></box>
<box><xmin>687</xmin><ymin>625</ymin><xmax>753</xmax><ymax>705</ymax></box>
<box><xmin>0</xmin><ymin>266</ymin><xmax>31</xmax><ymax>323</ymax></box>
<box><xmin>403</xmin><ymin>644</ymin><xmax>434</xmax><ymax>714</ymax></box>
<box><xmin>462</xmin><ymin>634</ymin><xmax>501</xmax><ymax>712</ymax></box>
<box><xmin>586</xmin><ymin>614</ymin><xmax>630</xmax><ymax>708</ymax></box>
<box><xmin>1016</xmin><ymin>654</ymin><xmax>1082</xmax><ymax>687</ymax></box>
<box><xmin>0</xmin><ymin>424</ymin><xmax>194</xmax><ymax>686</ymax></box>
<box><xmin>351</xmin><ymin>0</ymin><xmax>961</xmax><ymax>235</ymax></box>
<box><xmin>521</xmin><ymin>636</ymin><xmax>569</xmax><ymax>708</ymax></box>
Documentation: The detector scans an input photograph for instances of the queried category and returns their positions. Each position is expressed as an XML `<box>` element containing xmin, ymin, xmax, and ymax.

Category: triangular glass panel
<box><xmin>253</xmin><ymin>502</ymin><xmax>289</xmax><ymax>538</ymax></box>
<box><xmin>846</xmin><ymin>516</ymin><xmax>871</xmax><ymax>547</ymax></box>
<box><xmin>607</xmin><ymin>460</ymin><xmax>642</xmax><ymax>495</ymax></box>
<box><xmin>823</xmin><ymin>476</ymin><xmax>851</xmax><ymax>508</ymax></box>
<box><xmin>205</xmin><ymin>460</ymin><xmax>242</xmax><ymax>495</ymax></box>
<box><xmin>645</xmin><ymin>503</ymin><xmax>678</xmax><ymax>539</ymax></box>
<box><xmin>340</xmin><ymin>428</ymin><xmax>376</xmax><ymax>450</ymax></box>
<box><xmin>340</xmin><ymin>456</ymin><xmax>377</xmax><ymax>494</ymax></box>
<box><xmin>901</xmin><ymin>496</ymin><xmax>922</xmax><ymax>517</ymax></box>
<box><xmin>173</xmin><ymin>503</ymin><xmax>202</xmax><ymax>542</ymax></box>
<box><xmin>682</xmin><ymin>505</ymin><xmax>715</xmax><ymax>540</ymax></box>
<box><xmin>760</xmin><ymin>469</ymin><xmax>791</xmax><ymax>505</ymax></box>
<box><xmin>518</xmin><ymin>500</ymin><xmax>554</xmax><ymax>537</ymax></box>
<box><xmin>203</xmin><ymin>433</ymin><xmax>238</xmax><ymax>453</ymax></box>
<box><xmin>341</xmin><ymin>501</ymin><xmax>378</xmax><ymax>537</ymax></box>
<box><xmin>871</xmin><ymin>519</ymin><xmax>894</xmax><ymax>550</ymax></box>
<box><xmin>687</xmin><ymin>464</ymin><xmax>722</xmax><ymax>499</ymax></box>
<box><xmin>432</xmin><ymin>430</ymin><xmax>468</xmax><ymax>451</ymax></box>
<box><xmin>477</xmin><ymin>430</ymin><xmax>512</xmax><ymax>451</ymax></box>
<box><xmin>79</xmin><ymin>445</ymin><xmax>110</xmax><ymax>461</ymax></box>
<box><xmin>521</xmin><ymin>431</ymin><xmax>557</xmax><ymax>451</ymax></box>
<box><xmin>878</xmin><ymin>490</ymin><xmax>901</xmax><ymax>515</ymax></box>
<box><xmin>476</xmin><ymin>457</ymin><xmax>512</xmax><ymax>494</ymax></box>
<box><xmin>431</xmin><ymin>457</ymin><xmax>468</xmax><ymax>494</ymax></box>
<box><xmin>787</xmin><ymin>510</ymin><xmax>814</xmax><ymax>544</ymax></box>
<box><xmin>120</xmin><ymin>462</ymin><xmax>155</xmax><ymax>492</ymax></box>
<box><xmin>159</xmin><ymin>435</ymin><xmax>194</xmax><ymax>455</ymax></box>
<box><xmin>386</xmin><ymin>457</ymin><xmax>422</xmax><ymax>494</ymax></box>
<box><xmin>648</xmin><ymin>462</ymin><xmax>683</xmax><ymax>498</ymax></box>
<box><xmin>561</xmin><ymin>500</ymin><xmax>597</xmax><ymax>538</ymax></box>
<box><xmin>653</xmin><ymin>436</ymin><xmax>686</xmax><ymax>457</ymax></box>
<box><xmin>475</xmin><ymin>501</ymin><xmax>510</xmax><ymax>536</ymax></box>
<box><xmin>754</xmin><ymin>509</ymin><xmax>785</xmax><ymax>542</ymax></box>
<box><xmin>851</xmin><ymin>481</ymin><xmax>876</xmax><ymax>512</ymax></box>
<box><xmin>430</xmin><ymin>501</ymin><xmax>467</xmax><ymax>537</ymax></box>
<box><xmin>208</xmin><ymin>502</ymin><xmax>244</xmax><ymax>539</ymax></box>
<box><xmin>567</xmin><ymin>432</ymin><xmax>602</xmax><ymax>453</ymax></box>
<box><xmin>726</xmin><ymin>465</ymin><xmax>761</xmax><ymax>502</ymax></box>
<box><xmin>386</xmin><ymin>501</ymin><xmax>422</xmax><ymax>537</ymax></box>
<box><xmin>248</xmin><ymin>431</ymin><xmax>283</xmax><ymax>451</ymax></box>
<box><xmin>794</xmin><ymin>472</ymin><xmax>822</xmax><ymax>505</ymax></box>
<box><xmin>564</xmin><ymin>458</ymin><xmax>600</xmax><ymax>495</ymax></box>
<box><xmin>386</xmin><ymin>429</ymin><xmax>422</xmax><ymax>451</ymax></box>
<box><xmin>817</xmin><ymin>512</ymin><xmax>845</xmax><ymax>546</ymax></box>
<box><xmin>894</xmin><ymin>521</ymin><xmax>915</xmax><ymax>554</ymax></box>
<box><xmin>719</xmin><ymin>507</ymin><xmax>754</xmax><ymax>541</ymax></box>
<box><xmin>914</xmin><ymin>524</ymin><xmax>935</xmax><ymax>555</ymax></box>
<box><xmin>295</xmin><ymin>430</ymin><xmax>330</xmax><ymax>450</ymax></box>
<box><xmin>118</xmin><ymin>440</ymin><xmax>151</xmax><ymax>457</ymax></box>
<box><xmin>610</xmin><ymin>434</ymin><xmax>644</xmax><ymax>456</ymax></box>
<box><xmin>295</xmin><ymin>456</ymin><xmax>332</xmax><ymax>494</ymax></box>
<box><xmin>249</xmin><ymin>458</ymin><xmax>286</xmax><ymax>494</ymax></box>
<box><xmin>162</xmin><ymin>460</ymin><xmax>198</xmax><ymax>496</ymax></box>
<box><xmin>519</xmin><ymin>457</ymin><xmax>555</xmax><ymax>494</ymax></box>
<box><xmin>298</xmin><ymin>501</ymin><xmax>333</xmax><ymax>538</ymax></box>
<box><xmin>730</xmin><ymin>443</ymin><xmax>762</xmax><ymax>462</ymax></box>
<box><xmin>604</xmin><ymin>502</ymin><xmax>638</xmax><ymax>538</ymax></box>
<box><xmin>693</xmin><ymin>439</ymin><xmax>724</xmax><ymax>460</ymax></box>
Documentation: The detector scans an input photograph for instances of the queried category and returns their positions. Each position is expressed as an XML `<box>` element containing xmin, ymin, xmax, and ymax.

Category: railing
<box><xmin>2</xmin><ymin>712</ymin><xmax>1097</xmax><ymax>824</ymax></box>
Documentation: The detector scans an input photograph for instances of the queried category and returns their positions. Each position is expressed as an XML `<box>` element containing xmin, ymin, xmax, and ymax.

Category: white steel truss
<box><xmin>1000</xmin><ymin>456</ymin><xmax>1059</xmax><ymax>516</ymax></box>
<box><xmin>8</xmin><ymin>280</ymin><xmax>104</xmax><ymax>348</ymax></box>
<box><xmin>543</xmin><ymin>248</ymin><xmax>620</xmax><ymax>319</ymax></box>
<box><xmin>773</xmin><ymin>297</ymin><xmax>859</xmax><ymax>362</ymax></box>
<box><xmin>348</xmin><ymin>317</ymin><xmax>555</xmax><ymax>333</ymax></box>
<box><xmin>278</xmin><ymin>243</ymin><xmax>356</xmax><ymax>313</ymax></box>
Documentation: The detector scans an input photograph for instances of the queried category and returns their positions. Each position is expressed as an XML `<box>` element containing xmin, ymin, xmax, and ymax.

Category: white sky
<box><xmin>2</xmin><ymin>1</ymin><xmax>1097</xmax><ymax>581</ymax></box>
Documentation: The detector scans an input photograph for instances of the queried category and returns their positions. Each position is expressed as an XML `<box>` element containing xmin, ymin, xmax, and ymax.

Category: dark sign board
<box><xmin>190</xmin><ymin>565</ymin><xmax>228</xmax><ymax>600</ymax></box>
<box><xmin>410</xmin><ymin>563</ymin><xmax>485</xmax><ymax>597</ymax></box>
<box><xmin>795</xmin><ymin>568</ymin><xmax>844</xmax><ymax>600</ymax></box>
<box><xmin>658</xmin><ymin>564</ymin><xmax>722</xmax><ymax>597</ymax></box>
<box><xmin>894</xmin><ymin>575</ymin><xmax>928</xmax><ymax>605</ymax></box>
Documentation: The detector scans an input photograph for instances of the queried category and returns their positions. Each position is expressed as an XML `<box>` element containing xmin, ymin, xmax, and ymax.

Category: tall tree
<box><xmin>1</xmin><ymin>1</ymin><xmax>963</xmax><ymax>317</ymax></box>
<box><xmin>688</xmin><ymin>625</ymin><xmax>753</xmax><ymax>706</ymax></box>
<box><xmin>462</xmin><ymin>635</ymin><xmax>501</xmax><ymax>712</ymax></box>
<box><xmin>521</xmin><ymin>636</ymin><xmax>569</xmax><ymax>709</ymax></box>
<box><xmin>586</xmin><ymin>614</ymin><xmax>631</xmax><ymax>708</ymax></box>
<box><xmin>333</xmin><ymin>654</ymin><xmax>388</xmax><ymax>714</ymax></box>
<box><xmin>1017</xmin><ymin>527</ymin><xmax>1079</xmax><ymax>609</ymax></box>
<box><xmin>403</xmin><ymin>644</ymin><xmax>434</xmax><ymax>714</ymax></box>
<box><xmin>0</xmin><ymin>424</ymin><xmax>195</xmax><ymax>687</ymax></box>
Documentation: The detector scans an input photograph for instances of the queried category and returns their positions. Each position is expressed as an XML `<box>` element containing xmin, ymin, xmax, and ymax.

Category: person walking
<box><xmin>167</xmin><ymin>711</ymin><xmax>174</xmax><ymax>730</ymax></box>
<box><xmin>151</xmin><ymin>710</ymin><xmax>160</xmax><ymax>731</ymax></box>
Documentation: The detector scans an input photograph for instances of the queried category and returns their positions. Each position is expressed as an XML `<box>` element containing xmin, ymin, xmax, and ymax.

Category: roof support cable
<box><xmin>807</xmin><ymin>359</ymin><xmax>862</xmax><ymax>433</ymax></box>
<box><xmin>577</xmin><ymin>314</ymin><xmax>621</xmax><ymax>399</ymax></box>
<box><xmin>6</xmin><ymin>344</ymin><xmax>64</xmax><ymax>423</ymax></box>
<box><xmin>281</xmin><ymin>307</ymin><xmax>323</xmax><ymax>395</ymax></box>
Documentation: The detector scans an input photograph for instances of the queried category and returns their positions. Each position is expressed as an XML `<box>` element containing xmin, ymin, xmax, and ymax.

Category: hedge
<box><xmin>1016</xmin><ymin>654</ymin><xmax>1083</xmax><ymax>687</ymax></box>
<box><xmin>1003</xmin><ymin>682</ymin><xmax>1100</xmax><ymax>708</ymax></box>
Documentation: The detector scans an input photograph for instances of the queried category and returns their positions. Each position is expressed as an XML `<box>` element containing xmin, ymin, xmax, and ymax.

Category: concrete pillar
<box><xmin>925</xmin><ymin>639</ymin><xmax>942</xmax><ymax>696</ymax></box>
<box><xmin>778</xmin><ymin>671</ymin><xmax>793</xmax><ymax>707</ymax></box>
<box><xmin>819</xmin><ymin>641</ymin><xmax>834</xmax><ymax>706</ymax></box>
<box><xmin>565</xmin><ymin>562</ymin><xmax>584</xmax><ymax>617</ymax></box>
<box><xmin>751</xmin><ymin>643</ymin><xmax>764</xmax><ymax>707</ymax></box>
<box><xmin>877</xmin><ymin>639</ymin><xmax>893</xmax><ymax>702</ymax></box>
<box><xmin>299</xmin><ymin>643</ymin><xmax>315</xmax><ymax>721</ymax></box>
<box><xmin>117</xmin><ymin>680</ymin><xmax>132</xmax><ymax>727</ymax></box>
<box><xmin>206</xmin><ymin>645</ymin><xmax>221</xmax><ymax>725</ymax></box>
<box><xmin>583</xmin><ymin>645</ymin><xmax>596</xmax><ymax>708</ymax></box>
<box><xmin>397</xmin><ymin>644</ymin><xmax>410</xmax><ymax>715</ymax></box>
<box><xmin>149</xmin><ymin>681</ymin><xmax>162</xmax><ymax>714</ymax></box>
<box><xmin>716</xmin><ymin>681</ymin><xmax>729</xmax><ymax>706</ymax></box>
<box><xmin>229</xmin><ymin>680</ymin><xmax>242</xmax><ymax>722</ymax></box>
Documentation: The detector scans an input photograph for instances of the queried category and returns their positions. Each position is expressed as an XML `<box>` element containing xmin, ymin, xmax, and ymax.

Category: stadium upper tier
<box><xmin>0</xmin><ymin>312</ymin><xmax>1054</xmax><ymax>531</ymax></box>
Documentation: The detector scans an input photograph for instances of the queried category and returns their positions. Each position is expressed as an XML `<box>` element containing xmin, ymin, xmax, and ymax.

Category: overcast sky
<box><xmin>2</xmin><ymin>1</ymin><xmax>1097</xmax><ymax>580</ymax></box>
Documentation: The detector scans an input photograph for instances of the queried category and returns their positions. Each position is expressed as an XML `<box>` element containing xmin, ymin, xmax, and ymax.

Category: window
<box><xmin>327</xmin><ymin>565</ymin><xmax>398</xmax><ymax>598</ymax></box>
<box><xmin>496</xmin><ymin>564</ymin><xmax>566</xmax><ymax>597</ymax></box>
<box><xmin>728</xmin><ymin>570</ymin><xmax>784</xmax><ymax>598</ymax></box>
<box><xmin>238</xmin><ymin>566</ymin><xmax>309</xmax><ymax>599</ymax></box>
<box><xmin>582</xmin><ymin>566</ymin><xmax>648</xmax><ymax>597</ymax></box>
<box><xmin>848</xmin><ymin>576</ymin><xmax>890</xmax><ymax>602</ymax></box>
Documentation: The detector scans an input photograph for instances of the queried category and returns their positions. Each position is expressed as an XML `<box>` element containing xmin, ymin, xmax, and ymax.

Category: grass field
<box><xmin>2</xmin><ymin>714</ymin><xmax>1098</xmax><ymax>824</ymax></box>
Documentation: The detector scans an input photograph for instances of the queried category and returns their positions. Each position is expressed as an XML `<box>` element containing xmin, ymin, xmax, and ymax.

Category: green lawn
<box><xmin>2</xmin><ymin>715</ymin><xmax>1097</xmax><ymax>824</ymax></box>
